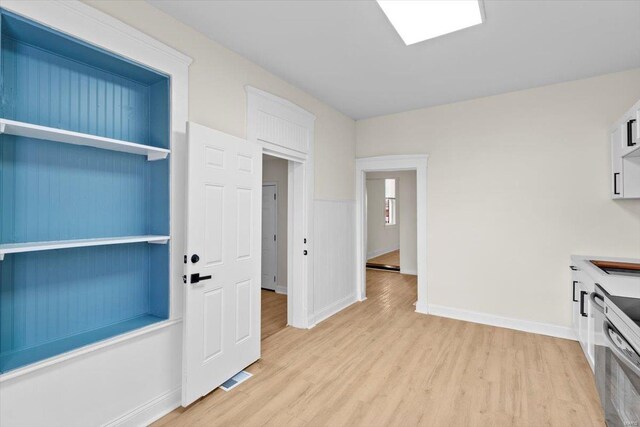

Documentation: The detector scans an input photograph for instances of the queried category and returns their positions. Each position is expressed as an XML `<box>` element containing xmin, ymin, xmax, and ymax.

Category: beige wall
<box><xmin>263</xmin><ymin>155</ymin><xmax>288</xmax><ymax>291</ymax></box>
<box><xmin>357</xmin><ymin>69</ymin><xmax>640</xmax><ymax>328</ymax></box>
<box><xmin>86</xmin><ymin>1</ymin><xmax>356</xmax><ymax>201</ymax></box>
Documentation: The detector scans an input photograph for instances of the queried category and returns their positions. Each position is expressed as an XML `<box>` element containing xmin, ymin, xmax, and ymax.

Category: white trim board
<box><xmin>422</xmin><ymin>304</ymin><xmax>576</xmax><ymax>341</ymax></box>
<box><xmin>310</xmin><ymin>294</ymin><xmax>358</xmax><ymax>327</ymax></box>
<box><xmin>103</xmin><ymin>387</ymin><xmax>181</xmax><ymax>427</ymax></box>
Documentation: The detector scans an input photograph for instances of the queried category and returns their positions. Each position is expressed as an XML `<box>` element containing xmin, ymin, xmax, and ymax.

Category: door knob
<box><xmin>190</xmin><ymin>273</ymin><xmax>211</xmax><ymax>284</ymax></box>
<box><xmin>191</xmin><ymin>254</ymin><xmax>200</xmax><ymax>264</ymax></box>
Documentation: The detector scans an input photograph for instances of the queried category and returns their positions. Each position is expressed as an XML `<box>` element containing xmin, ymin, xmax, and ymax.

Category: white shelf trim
<box><xmin>623</xmin><ymin>143</ymin><xmax>640</xmax><ymax>158</ymax></box>
<box><xmin>0</xmin><ymin>235</ymin><xmax>170</xmax><ymax>260</ymax></box>
<box><xmin>0</xmin><ymin>118</ymin><xmax>170</xmax><ymax>161</ymax></box>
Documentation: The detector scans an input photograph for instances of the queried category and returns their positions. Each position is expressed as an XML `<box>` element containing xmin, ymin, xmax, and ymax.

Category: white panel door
<box><xmin>261</xmin><ymin>185</ymin><xmax>277</xmax><ymax>291</ymax></box>
<box><xmin>182</xmin><ymin>122</ymin><xmax>262</xmax><ymax>406</ymax></box>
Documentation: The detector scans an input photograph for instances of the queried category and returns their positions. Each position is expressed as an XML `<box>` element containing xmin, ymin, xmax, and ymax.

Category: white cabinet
<box><xmin>570</xmin><ymin>265</ymin><xmax>595</xmax><ymax>370</ymax></box>
<box><xmin>610</xmin><ymin>99</ymin><xmax>640</xmax><ymax>199</ymax></box>
<box><xmin>611</xmin><ymin>126</ymin><xmax>624</xmax><ymax>198</ymax></box>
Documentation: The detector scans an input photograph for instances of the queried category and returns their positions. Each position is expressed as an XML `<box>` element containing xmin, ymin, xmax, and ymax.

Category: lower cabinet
<box><xmin>571</xmin><ymin>266</ymin><xmax>595</xmax><ymax>370</ymax></box>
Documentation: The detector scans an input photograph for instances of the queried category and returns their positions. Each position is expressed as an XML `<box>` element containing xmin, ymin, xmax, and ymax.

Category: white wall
<box><xmin>357</xmin><ymin>69</ymin><xmax>640</xmax><ymax>329</ymax></box>
<box><xmin>313</xmin><ymin>200</ymin><xmax>357</xmax><ymax>324</ymax></box>
<box><xmin>366</xmin><ymin>178</ymin><xmax>399</xmax><ymax>259</ymax></box>
<box><xmin>366</xmin><ymin>171</ymin><xmax>417</xmax><ymax>274</ymax></box>
<box><xmin>262</xmin><ymin>155</ymin><xmax>288</xmax><ymax>293</ymax></box>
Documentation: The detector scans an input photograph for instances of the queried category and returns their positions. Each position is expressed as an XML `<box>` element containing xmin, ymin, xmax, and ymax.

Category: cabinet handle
<box><xmin>580</xmin><ymin>291</ymin><xmax>588</xmax><ymax>317</ymax></box>
<box><xmin>628</xmin><ymin>119</ymin><xmax>637</xmax><ymax>147</ymax></box>
<box><xmin>614</xmin><ymin>173</ymin><xmax>620</xmax><ymax>195</ymax></box>
<box><xmin>572</xmin><ymin>281</ymin><xmax>579</xmax><ymax>302</ymax></box>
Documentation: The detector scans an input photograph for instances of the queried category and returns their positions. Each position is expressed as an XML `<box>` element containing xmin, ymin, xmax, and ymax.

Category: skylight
<box><xmin>377</xmin><ymin>0</ymin><xmax>484</xmax><ymax>45</ymax></box>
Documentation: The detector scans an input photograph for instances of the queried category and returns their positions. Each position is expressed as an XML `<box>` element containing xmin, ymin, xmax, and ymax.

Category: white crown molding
<box><xmin>245</xmin><ymin>86</ymin><xmax>316</xmax><ymax>122</ymax></box>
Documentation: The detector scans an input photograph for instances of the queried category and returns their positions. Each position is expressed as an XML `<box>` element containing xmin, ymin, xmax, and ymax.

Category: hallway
<box><xmin>155</xmin><ymin>270</ymin><xmax>602</xmax><ymax>426</ymax></box>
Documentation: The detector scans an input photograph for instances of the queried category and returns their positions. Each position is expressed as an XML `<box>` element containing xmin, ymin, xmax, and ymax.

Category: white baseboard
<box><xmin>367</xmin><ymin>245</ymin><xmax>399</xmax><ymax>260</ymax></box>
<box><xmin>275</xmin><ymin>285</ymin><xmax>287</xmax><ymax>295</ymax></box>
<box><xmin>417</xmin><ymin>304</ymin><xmax>576</xmax><ymax>341</ymax></box>
<box><xmin>103</xmin><ymin>387</ymin><xmax>181</xmax><ymax>427</ymax></box>
<box><xmin>310</xmin><ymin>293</ymin><xmax>358</xmax><ymax>327</ymax></box>
<box><xmin>400</xmin><ymin>268</ymin><xmax>416</xmax><ymax>275</ymax></box>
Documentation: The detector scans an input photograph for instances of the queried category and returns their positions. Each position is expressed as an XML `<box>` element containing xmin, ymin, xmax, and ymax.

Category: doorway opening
<box><xmin>356</xmin><ymin>155</ymin><xmax>428</xmax><ymax>313</ymax></box>
<box><xmin>261</xmin><ymin>154</ymin><xmax>288</xmax><ymax>340</ymax></box>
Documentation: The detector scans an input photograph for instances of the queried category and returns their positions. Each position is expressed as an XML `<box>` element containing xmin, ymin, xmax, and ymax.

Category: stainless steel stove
<box><xmin>593</xmin><ymin>284</ymin><xmax>640</xmax><ymax>426</ymax></box>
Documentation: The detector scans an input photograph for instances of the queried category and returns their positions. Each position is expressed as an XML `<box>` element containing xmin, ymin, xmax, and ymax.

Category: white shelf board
<box><xmin>623</xmin><ymin>143</ymin><xmax>640</xmax><ymax>158</ymax></box>
<box><xmin>0</xmin><ymin>235</ymin><xmax>170</xmax><ymax>260</ymax></box>
<box><xmin>0</xmin><ymin>118</ymin><xmax>169</xmax><ymax>161</ymax></box>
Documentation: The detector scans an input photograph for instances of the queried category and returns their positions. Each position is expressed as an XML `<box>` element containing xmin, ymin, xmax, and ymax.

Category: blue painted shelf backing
<box><xmin>0</xmin><ymin>9</ymin><xmax>171</xmax><ymax>373</ymax></box>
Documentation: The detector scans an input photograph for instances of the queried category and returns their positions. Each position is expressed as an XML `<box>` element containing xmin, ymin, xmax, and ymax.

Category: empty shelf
<box><xmin>0</xmin><ymin>118</ymin><xmax>169</xmax><ymax>161</ymax></box>
<box><xmin>623</xmin><ymin>144</ymin><xmax>640</xmax><ymax>158</ymax></box>
<box><xmin>0</xmin><ymin>314</ymin><xmax>165</xmax><ymax>374</ymax></box>
<box><xmin>0</xmin><ymin>235</ymin><xmax>170</xmax><ymax>260</ymax></box>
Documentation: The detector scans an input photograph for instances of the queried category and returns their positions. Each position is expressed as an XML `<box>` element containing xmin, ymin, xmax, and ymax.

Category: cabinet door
<box><xmin>584</xmin><ymin>280</ymin><xmax>595</xmax><ymax>370</ymax></box>
<box><xmin>571</xmin><ymin>270</ymin><xmax>580</xmax><ymax>336</ymax></box>
<box><xmin>611</xmin><ymin>126</ymin><xmax>623</xmax><ymax>198</ymax></box>
<box><xmin>576</xmin><ymin>280</ymin><xmax>591</xmax><ymax>360</ymax></box>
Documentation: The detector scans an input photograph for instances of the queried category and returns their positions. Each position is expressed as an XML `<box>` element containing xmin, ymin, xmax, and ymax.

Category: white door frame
<box><xmin>247</xmin><ymin>87</ymin><xmax>315</xmax><ymax>328</ymax></box>
<box><xmin>261</xmin><ymin>182</ymin><xmax>278</xmax><ymax>290</ymax></box>
<box><xmin>355</xmin><ymin>155</ymin><xmax>429</xmax><ymax>312</ymax></box>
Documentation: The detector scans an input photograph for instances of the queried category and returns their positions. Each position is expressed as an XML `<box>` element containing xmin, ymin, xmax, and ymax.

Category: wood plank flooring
<box><xmin>155</xmin><ymin>270</ymin><xmax>604</xmax><ymax>427</ymax></box>
<box><xmin>261</xmin><ymin>290</ymin><xmax>287</xmax><ymax>341</ymax></box>
<box><xmin>368</xmin><ymin>249</ymin><xmax>400</xmax><ymax>267</ymax></box>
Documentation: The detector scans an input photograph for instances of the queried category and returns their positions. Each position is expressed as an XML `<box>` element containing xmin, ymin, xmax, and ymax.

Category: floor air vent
<box><xmin>220</xmin><ymin>371</ymin><xmax>253</xmax><ymax>391</ymax></box>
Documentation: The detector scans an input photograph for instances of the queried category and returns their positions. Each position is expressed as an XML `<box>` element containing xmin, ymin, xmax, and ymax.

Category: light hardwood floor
<box><xmin>261</xmin><ymin>290</ymin><xmax>287</xmax><ymax>341</ymax></box>
<box><xmin>155</xmin><ymin>270</ymin><xmax>604</xmax><ymax>426</ymax></box>
<box><xmin>368</xmin><ymin>249</ymin><xmax>400</xmax><ymax>267</ymax></box>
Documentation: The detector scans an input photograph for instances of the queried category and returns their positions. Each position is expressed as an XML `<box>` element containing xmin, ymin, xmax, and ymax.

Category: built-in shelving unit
<box><xmin>0</xmin><ymin>235</ymin><xmax>170</xmax><ymax>260</ymax></box>
<box><xmin>0</xmin><ymin>119</ymin><xmax>170</xmax><ymax>161</ymax></box>
<box><xmin>0</xmin><ymin>9</ymin><xmax>171</xmax><ymax>373</ymax></box>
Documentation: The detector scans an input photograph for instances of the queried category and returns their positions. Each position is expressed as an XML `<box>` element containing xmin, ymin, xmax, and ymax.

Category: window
<box><xmin>384</xmin><ymin>178</ymin><xmax>397</xmax><ymax>226</ymax></box>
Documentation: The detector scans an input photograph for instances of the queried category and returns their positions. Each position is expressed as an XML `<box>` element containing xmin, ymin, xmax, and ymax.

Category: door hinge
<box><xmin>274</xmin><ymin>193</ymin><xmax>276</xmax><ymax>200</ymax></box>
<box><xmin>274</xmin><ymin>234</ymin><xmax>276</xmax><ymax>241</ymax></box>
<box><xmin>274</xmin><ymin>275</ymin><xmax>276</xmax><ymax>282</ymax></box>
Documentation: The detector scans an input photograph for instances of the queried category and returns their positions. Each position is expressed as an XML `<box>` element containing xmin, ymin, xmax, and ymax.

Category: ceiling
<box><xmin>148</xmin><ymin>0</ymin><xmax>640</xmax><ymax>120</ymax></box>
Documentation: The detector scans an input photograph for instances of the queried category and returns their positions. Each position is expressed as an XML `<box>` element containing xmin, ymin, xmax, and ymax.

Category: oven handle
<box><xmin>590</xmin><ymin>292</ymin><xmax>604</xmax><ymax>314</ymax></box>
<box><xmin>603</xmin><ymin>321</ymin><xmax>640</xmax><ymax>377</ymax></box>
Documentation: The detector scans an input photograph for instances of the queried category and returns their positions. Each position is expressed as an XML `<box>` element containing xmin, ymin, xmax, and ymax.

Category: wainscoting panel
<box><xmin>312</xmin><ymin>200</ymin><xmax>356</xmax><ymax>325</ymax></box>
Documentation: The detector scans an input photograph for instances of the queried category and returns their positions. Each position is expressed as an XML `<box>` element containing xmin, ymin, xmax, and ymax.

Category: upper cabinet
<box><xmin>610</xmin><ymin>99</ymin><xmax>640</xmax><ymax>199</ymax></box>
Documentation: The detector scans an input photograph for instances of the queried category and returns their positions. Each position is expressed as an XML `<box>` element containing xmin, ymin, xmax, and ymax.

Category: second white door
<box><xmin>261</xmin><ymin>184</ymin><xmax>277</xmax><ymax>291</ymax></box>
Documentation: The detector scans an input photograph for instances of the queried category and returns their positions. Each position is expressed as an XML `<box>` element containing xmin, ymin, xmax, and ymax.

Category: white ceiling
<box><xmin>148</xmin><ymin>0</ymin><xmax>640</xmax><ymax>120</ymax></box>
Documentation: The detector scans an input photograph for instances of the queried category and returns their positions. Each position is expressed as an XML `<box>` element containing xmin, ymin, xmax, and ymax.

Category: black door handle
<box><xmin>628</xmin><ymin>119</ymin><xmax>636</xmax><ymax>147</ymax></box>
<box><xmin>572</xmin><ymin>281</ymin><xmax>579</xmax><ymax>302</ymax></box>
<box><xmin>191</xmin><ymin>254</ymin><xmax>200</xmax><ymax>264</ymax></box>
<box><xmin>191</xmin><ymin>273</ymin><xmax>212</xmax><ymax>284</ymax></box>
<box><xmin>614</xmin><ymin>173</ymin><xmax>620</xmax><ymax>195</ymax></box>
<box><xmin>580</xmin><ymin>291</ymin><xmax>588</xmax><ymax>317</ymax></box>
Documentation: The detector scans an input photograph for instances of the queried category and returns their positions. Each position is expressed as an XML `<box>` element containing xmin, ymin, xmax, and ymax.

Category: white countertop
<box><xmin>571</xmin><ymin>255</ymin><xmax>640</xmax><ymax>298</ymax></box>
